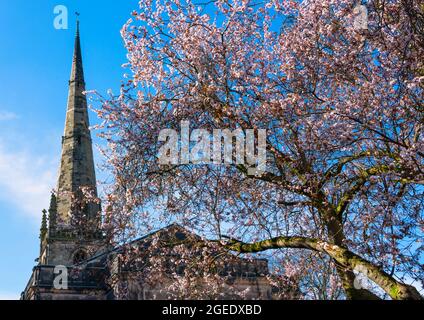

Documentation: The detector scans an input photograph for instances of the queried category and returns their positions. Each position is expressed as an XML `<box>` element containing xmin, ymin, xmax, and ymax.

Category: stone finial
<box><xmin>40</xmin><ymin>210</ymin><xmax>48</xmax><ymax>241</ymax></box>
<box><xmin>48</xmin><ymin>193</ymin><xmax>57</xmax><ymax>232</ymax></box>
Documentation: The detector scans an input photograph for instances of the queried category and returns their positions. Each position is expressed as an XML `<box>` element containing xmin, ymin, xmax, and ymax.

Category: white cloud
<box><xmin>0</xmin><ymin>111</ymin><xmax>18</xmax><ymax>121</ymax></box>
<box><xmin>0</xmin><ymin>291</ymin><xmax>19</xmax><ymax>300</ymax></box>
<box><xmin>0</xmin><ymin>144</ymin><xmax>57</xmax><ymax>222</ymax></box>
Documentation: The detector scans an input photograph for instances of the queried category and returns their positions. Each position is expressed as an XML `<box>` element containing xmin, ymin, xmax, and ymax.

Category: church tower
<box><xmin>38</xmin><ymin>21</ymin><xmax>104</xmax><ymax>267</ymax></box>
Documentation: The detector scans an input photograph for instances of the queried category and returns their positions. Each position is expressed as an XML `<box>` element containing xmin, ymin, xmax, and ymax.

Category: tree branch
<box><xmin>223</xmin><ymin>236</ymin><xmax>423</xmax><ymax>300</ymax></box>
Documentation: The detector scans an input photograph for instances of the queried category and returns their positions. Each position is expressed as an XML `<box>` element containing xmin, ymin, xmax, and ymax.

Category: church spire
<box><xmin>70</xmin><ymin>18</ymin><xmax>84</xmax><ymax>86</ymax></box>
<box><xmin>55</xmin><ymin>20</ymin><xmax>100</xmax><ymax>229</ymax></box>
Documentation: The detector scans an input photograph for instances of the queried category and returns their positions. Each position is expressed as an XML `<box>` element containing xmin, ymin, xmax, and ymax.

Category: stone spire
<box><xmin>69</xmin><ymin>20</ymin><xmax>85</xmax><ymax>85</ymax></box>
<box><xmin>55</xmin><ymin>20</ymin><xmax>100</xmax><ymax>230</ymax></box>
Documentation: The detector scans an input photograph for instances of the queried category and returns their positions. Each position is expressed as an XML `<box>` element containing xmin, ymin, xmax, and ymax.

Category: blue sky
<box><xmin>0</xmin><ymin>0</ymin><xmax>137</xmax><ymax>299</ymax></box>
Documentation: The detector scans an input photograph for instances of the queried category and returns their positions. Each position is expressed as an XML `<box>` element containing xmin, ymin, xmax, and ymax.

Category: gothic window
<box><xmin>73</xmin><ymin>249</ymin><xmax>88</xmax><ymax>264</ymax></box>
<box><xmin>175</xmin><ymin>231</ymin><xmax>186</xmax><ymax>241</ymax></box>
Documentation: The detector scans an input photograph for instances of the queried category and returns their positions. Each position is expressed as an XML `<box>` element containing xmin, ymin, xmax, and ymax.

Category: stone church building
<box><xmin>21</xmin><ymin>23</ymin><xmax>282</xmax><ymax>300</ymax></box>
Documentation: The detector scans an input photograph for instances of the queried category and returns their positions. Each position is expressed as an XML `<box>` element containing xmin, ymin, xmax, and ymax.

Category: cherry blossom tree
<box><xmin>94</xmin><ymin>0</ymin><xmax>424</xmax><ymax>299</ymax></box>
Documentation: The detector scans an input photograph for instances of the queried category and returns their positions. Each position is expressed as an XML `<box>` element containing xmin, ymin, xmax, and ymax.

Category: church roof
<box><xmin>80</xmin><ymin>223</ymin><xmax>269</xmax><ymax>278</ymax></box>
<box><xmin>80</xmin><ymin>223</ymin><xmax>199</xmax><ymax>266</ymax></box>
